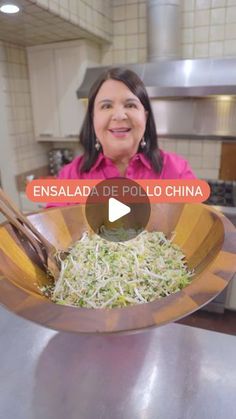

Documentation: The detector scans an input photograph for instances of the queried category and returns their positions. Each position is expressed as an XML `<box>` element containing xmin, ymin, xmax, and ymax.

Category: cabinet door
<box><xmin>55</xmin><ymin>45</ymin><xmax>86</xmax><ymax>139</ymax></box>
<box><xmin>27</xmin><ymin>49</ymin><xmax>60</xmax><ymax>139</ymax></box>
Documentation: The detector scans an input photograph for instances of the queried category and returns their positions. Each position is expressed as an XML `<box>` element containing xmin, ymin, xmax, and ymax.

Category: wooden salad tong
<box><xmin>0</xmin><ymin>187</ymin><xmax>60</xmax><ymax>280</ymax></box>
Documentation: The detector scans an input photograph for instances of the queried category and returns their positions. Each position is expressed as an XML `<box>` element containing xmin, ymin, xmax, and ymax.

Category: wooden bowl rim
<box><xmin>0</xmin><ymin>204</ymin><xmax>235</xmax><ymax>334</ymax></box>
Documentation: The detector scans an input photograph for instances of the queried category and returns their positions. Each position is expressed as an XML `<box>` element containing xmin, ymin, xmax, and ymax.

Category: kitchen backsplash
<box><xmin>0</xmin><ymin>41</ymin><xmax>51</xmax><ymax>177</ymax></box>
<box><xmin>158</xmin><ymin>137</ymin><xmax>221</xmax><ymax>180</ymax></box>
<box><xmin>101</xmin><ymin>0</ymin><xmax>236</xmax><ymax>65</ymax></box>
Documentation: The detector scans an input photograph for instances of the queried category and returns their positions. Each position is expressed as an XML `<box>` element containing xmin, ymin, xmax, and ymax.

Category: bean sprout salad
<box><xmin>41</xmin><ymin>228</ymin><xmax>194</xmax><ymax>309</ymax></box>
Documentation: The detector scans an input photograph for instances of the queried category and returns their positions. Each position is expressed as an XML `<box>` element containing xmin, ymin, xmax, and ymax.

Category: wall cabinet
<box><xmin>27</xmin><ymin>40</ymin><xmax>100</xmax><ymax>142</ymax></box>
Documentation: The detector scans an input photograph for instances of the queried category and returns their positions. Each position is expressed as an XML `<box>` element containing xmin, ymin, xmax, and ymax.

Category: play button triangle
<box><xmin>108</xmin><ymin>197</ymin><xmax>131</xmax><ymax>223</ymax></box>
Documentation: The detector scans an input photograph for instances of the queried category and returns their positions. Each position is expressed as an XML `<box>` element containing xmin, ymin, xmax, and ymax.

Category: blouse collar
<box><xmin>90</xmin><ymin>152</ymin><xmax>152</xmax><ymax>172</ymax></box>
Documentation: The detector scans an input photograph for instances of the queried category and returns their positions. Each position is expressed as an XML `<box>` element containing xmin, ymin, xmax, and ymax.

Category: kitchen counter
<box><xmin>0</xmin><ymin>305</ymin><xmax>236</xmax><ymax>419</ymax></box>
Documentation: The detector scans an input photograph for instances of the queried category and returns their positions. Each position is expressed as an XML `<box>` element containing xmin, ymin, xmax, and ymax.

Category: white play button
<box><xmin>108</xmin><ymin>197</ymin><xmax>131</xmax><ymax>223</ymax></box>
<box><xmin>85</xmin><ymin>179</ymin><xmax>151</xmax><ymax>242</ymax></box>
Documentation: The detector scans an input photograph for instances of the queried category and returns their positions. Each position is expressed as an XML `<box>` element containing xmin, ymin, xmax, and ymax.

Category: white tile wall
<box><xmin>209</xmin><ymin>41</ymin><xmax>224</xmax><ymax>56</ymax></box>
<box><xmin>181</xmin><ymin>0</ymin><xmax>236</xmax><ymax>59</ymax></box>
<box><xmin>183</xmin><ymin>0</ymin><xmax>195</xmax><ymax>11</ymax></box>
<box><xmin>211</xmin><ymin>8</ymin><xmax>226</xmax><ymax>25</ymax></box>
<box><xmin>194</xmin><ymin>42</ymin><xmax>209</xmax><ymax>57</ymax></box>
<box><xmin>212</xmin><ymin>0</ymin><xmax>226</xmax><ymax>7</ymax></box>
<box><xmin>210</xmin><ymin>25</ymin><xmax>225</xmax><ymax>41</ymax></box>
<box><xmin>194</xmin><ymin>26</ymin><xmax>209</xmax><ymax>43</ymax></box>
<box><xmin>0</xmin><ymin>42</ymin><xmax>51</xmax><ymax>175</ymax></box>
<box><xmin>183</xmin><ymin>13</ymin><xmax>194</xmax><ymax>31</ymax></box>
<box><xmin>196</xmin><ymin>0</ymin><xmax>211</xmax><ymax>10</ymax></box>
<box><xmin>195</xmin><ymin>9</ymin><xmax>210</xmax><ymax>26</ymax></box>
<box><xmin>102</xmin><ymin>0</ymin><xmax>236</xmax><ymax>64</ymax></box>
<box><xmin>101</xmin><ymin>1</ymin><xmax>148</xmax><ymax>66</ymax></box>
<box><xmin>158</xmin><ymin>138</ymin><xmax>221</xmax><ymax>179</ymax></box>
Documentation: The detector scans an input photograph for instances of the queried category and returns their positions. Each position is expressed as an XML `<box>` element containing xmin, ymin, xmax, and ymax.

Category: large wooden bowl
<box><xmin>0</xmin><ymin>203</ymin><xmax>235</xmax><ymax>334</ymax></box>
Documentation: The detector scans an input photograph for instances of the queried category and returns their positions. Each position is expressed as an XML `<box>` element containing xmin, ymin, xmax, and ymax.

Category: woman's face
<box><xmin>93</xmin><ymin>79</ymin><xmax>147</xmax><ymax>160</ymax></box>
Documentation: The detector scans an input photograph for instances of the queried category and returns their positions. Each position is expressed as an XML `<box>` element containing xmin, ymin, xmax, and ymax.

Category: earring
<box><xmin>95</xmin><ymin>140</ymin><xmax>101</xmax><ymax>151</ymax></box>
<box><xmin>140</xmin><ymin>137</ymin><xmax>146</xmax><ymax>148</ymax></box>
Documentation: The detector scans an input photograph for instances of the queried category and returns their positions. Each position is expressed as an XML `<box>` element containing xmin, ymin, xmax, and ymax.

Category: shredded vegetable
<box><xmin>41</xmin><ymin>228</ymin><xmax>194</xmax><ymax>309</ymax></box>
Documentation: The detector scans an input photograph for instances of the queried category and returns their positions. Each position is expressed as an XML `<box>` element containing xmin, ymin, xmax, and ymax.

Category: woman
<box><xmin>48</xmin><ymin>67</ymin><xmax>195</xmax><ymax>206</ymax></box>
<box><xmin>60</xmin><ymin>67</ymin><xmax>194</xmax><ymax>179</ymax></box>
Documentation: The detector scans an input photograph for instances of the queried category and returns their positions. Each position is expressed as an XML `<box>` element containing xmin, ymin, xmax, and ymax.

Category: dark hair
<box><xmin>79</xmin><ymin>67</ymin><xmax>163</xmax><ymax>174</ymax></box>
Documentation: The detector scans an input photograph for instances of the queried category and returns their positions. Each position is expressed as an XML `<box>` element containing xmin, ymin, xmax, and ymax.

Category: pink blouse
<box><xmin>46</xmin><ymin>150</ymin><xmax>195</xmax><ymax>207</ymax></box>
<box><xmin>57</xmin><ymin>150</ymin><xmax>195</xmax><ymax>180</ymax></box>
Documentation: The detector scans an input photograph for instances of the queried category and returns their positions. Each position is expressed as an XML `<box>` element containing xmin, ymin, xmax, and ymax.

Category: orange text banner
<box><xmin>26</xmin><ymin>179</ymin><xmax>210</xmax><ymax>204</ymax></box>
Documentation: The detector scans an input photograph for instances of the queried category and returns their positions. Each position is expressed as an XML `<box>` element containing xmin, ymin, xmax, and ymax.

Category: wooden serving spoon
<box><xmin>0</xmin><ymin>187</ymin><xmax>60</xmax><ymax>280</ymax></box>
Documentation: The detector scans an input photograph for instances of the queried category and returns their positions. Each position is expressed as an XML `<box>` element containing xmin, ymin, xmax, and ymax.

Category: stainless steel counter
<box><xmin>0</xmin><ymin>305</ymin><xmax>235</xmax><ymax>419</ymax></box>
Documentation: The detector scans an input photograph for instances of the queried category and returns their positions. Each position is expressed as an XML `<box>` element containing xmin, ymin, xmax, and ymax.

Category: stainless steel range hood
<box><xmin>76</xmin><ymin>58</ymin><xmax>236</xmax><ymax>99</ymax></box>
<box><xmin>76</xmin><ymin>0</ymin><xmax>236</xmax><ymax>138</ymax></box>
<box><xmin>76</xmin><ymin>2</ymin><xmax>236</xmax><ymax>99</ymax></box>
<box><xmin>76</xmin><ymin>59</ymin><xmax>236</xmax><ymax>138</ymax></box>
